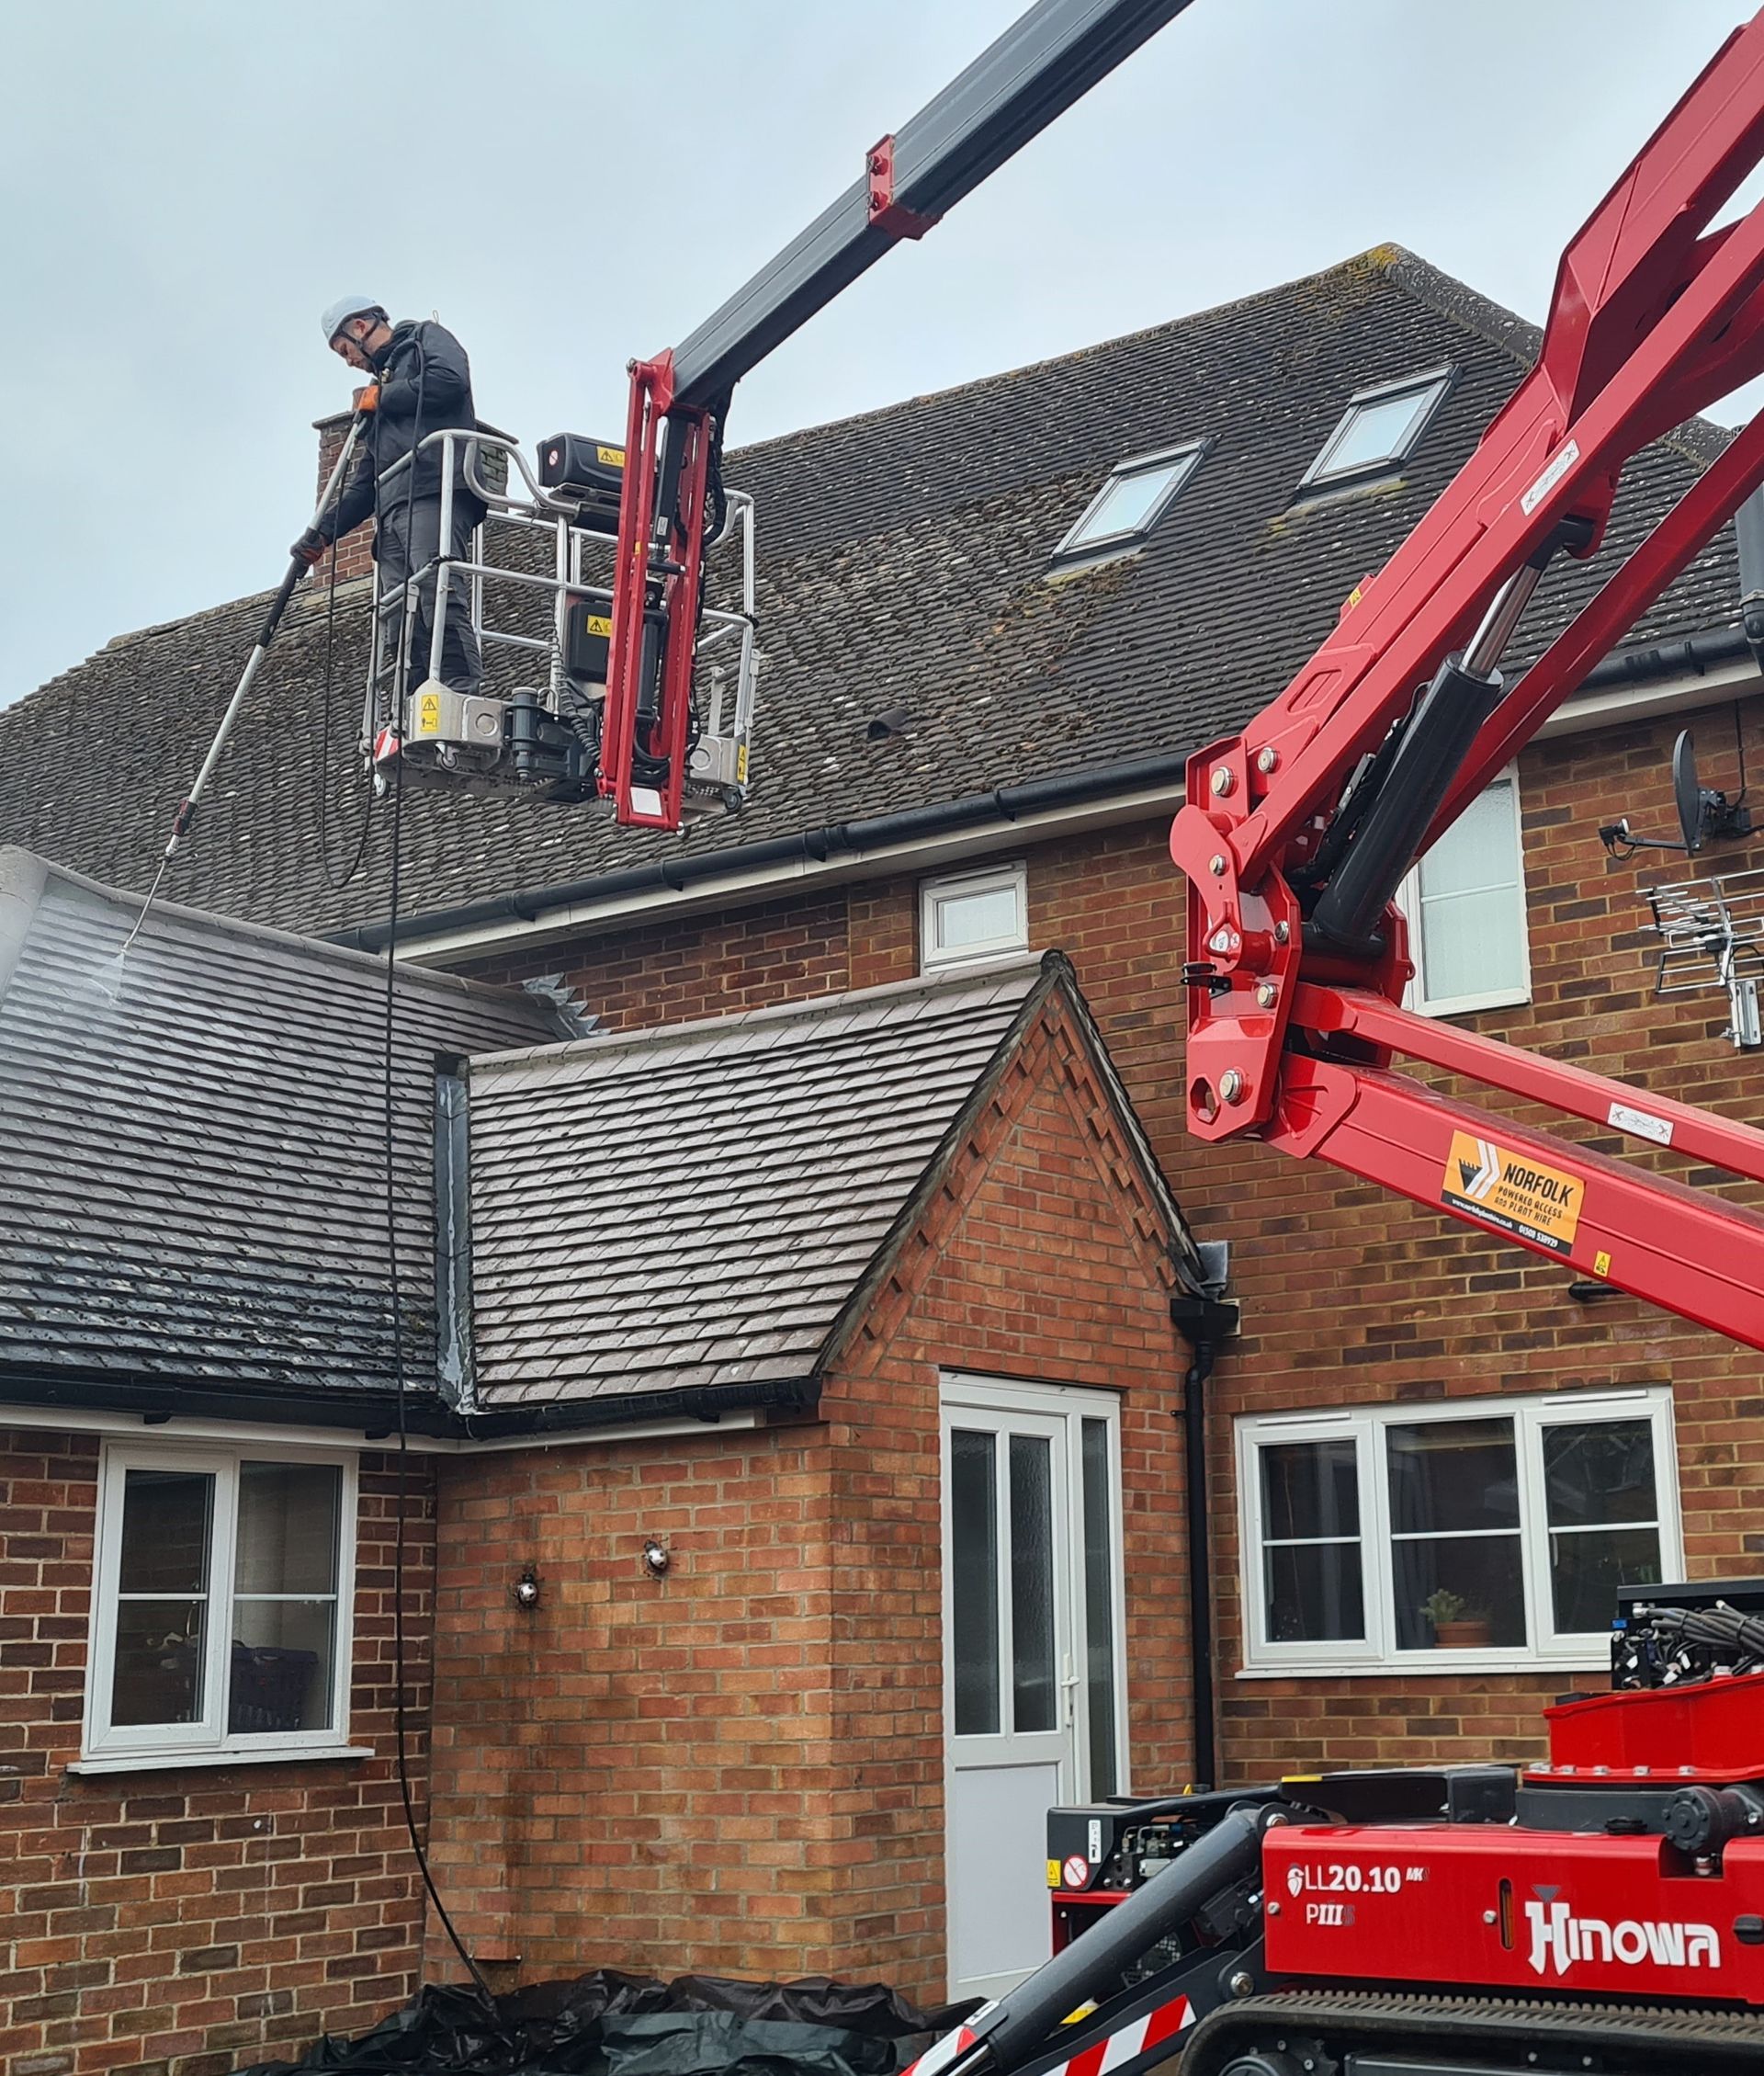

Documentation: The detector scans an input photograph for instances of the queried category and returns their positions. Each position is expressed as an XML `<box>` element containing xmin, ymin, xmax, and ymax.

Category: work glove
<box><xmin>290</xmin><ymin>528</ymin><xmax>327</xmax><ymax>570</ymax></box>
<box><xmin>354</xmin><ymin>382</ymin><xmax>379</xmax><ymax>414</ymax></box>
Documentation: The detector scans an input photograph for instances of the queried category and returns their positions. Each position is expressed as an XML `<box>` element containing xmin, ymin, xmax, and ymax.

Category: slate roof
<box><xmin>466</xmin><ymin>951</ymin><xmax>1194</xmax><ymax>1412</ymax></box>
<box><xmin>0</xmin><ymin>848</ymin><xmax>560</xmax><ymax>1420</ymax></box>
<box><xmin>0</xmin><ymin>245</ymin><xmax>1740</xmax><ymax>943</ymax></box>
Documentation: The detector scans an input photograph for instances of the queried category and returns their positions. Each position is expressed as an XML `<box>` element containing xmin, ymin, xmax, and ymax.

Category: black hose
<box><xmin>374</xmin><ymin>333</ymin><xmax>501</xmax><ymax>2007</ymax></box>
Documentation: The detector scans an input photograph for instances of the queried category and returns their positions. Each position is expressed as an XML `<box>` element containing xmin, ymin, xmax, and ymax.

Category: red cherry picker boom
<box><xmin>603</xmin><ymin>6</ymin><xmax>1764</xmax><ymax>2068</ymax></box>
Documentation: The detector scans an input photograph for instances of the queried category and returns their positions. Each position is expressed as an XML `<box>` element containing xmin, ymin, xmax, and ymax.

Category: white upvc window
<box><xmin>84</xmin><ymin>1444</ymin><xmax>357</xmax><ymax>1763</ymax></box>
<box><xmin>1300</xmin><ymin>367</ymin><xmax>1453</xmax><ymax>491</ymax></box>
<box><xmin>921</xmin><ymin>862</ymin><xmax>1029</xmax><ymax>972</ymax></box>
<box><xmin>1236</xmin><ymin>1388</ymin><xmax>1680</xmax><ymax>1676</ymax></box>
<box><xmin>1400</xmin><ymin>767</ymin><xmax>1531</xmax><ymax>1015</ymax></box>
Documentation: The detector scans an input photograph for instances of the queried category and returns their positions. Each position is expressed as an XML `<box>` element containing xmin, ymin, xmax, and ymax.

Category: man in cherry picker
<box><xmin>291</xmin><ymin>296</ymin><xmax>487</xmax><ymax>709</ymax></box>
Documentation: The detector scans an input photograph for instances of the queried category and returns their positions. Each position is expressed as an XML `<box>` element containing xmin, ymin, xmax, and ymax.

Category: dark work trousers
<box><xmin>376</xmin><ymin>493</ymin><xmax>483</xmax><ymax>698</ymax></box>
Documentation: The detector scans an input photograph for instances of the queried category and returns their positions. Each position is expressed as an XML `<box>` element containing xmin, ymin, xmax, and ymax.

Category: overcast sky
<box><xmin>2</xmin><ymin>0</ymin><xmax>1758</xmax><ymax>708</ymax></box>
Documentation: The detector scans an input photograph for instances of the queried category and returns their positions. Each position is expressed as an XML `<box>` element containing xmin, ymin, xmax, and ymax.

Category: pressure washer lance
<box><xmin>106</xmin><ymin>409</ymin><xmax>370</xmax><ymax>983</ymax></box>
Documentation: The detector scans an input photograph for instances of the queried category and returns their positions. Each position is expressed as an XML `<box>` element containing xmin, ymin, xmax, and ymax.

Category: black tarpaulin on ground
<box><xmin>233</xmin><ymin>1970</ymin><xmax>981</xmax><ymax>2076</ymax></box>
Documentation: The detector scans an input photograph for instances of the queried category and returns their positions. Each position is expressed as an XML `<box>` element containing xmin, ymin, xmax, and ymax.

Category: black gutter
<box><xmin>332</xmin><ymin>749</ymin><xmax>1194</xmax><ymax>951</ymax></box>
<box><xmin>336</xmin><ymin>621</ymin><xmax>1760</xmax><ymax>954</ymax></box>
<box><xmin>0</xmin><ymin>1366</ymin><xmax>818</xmax><ymax>1443</ymax></box>
<box><xmin>1576</xmin><ymin>622</ymin><xmax>1751</xmax><ymax>691</ymax></box>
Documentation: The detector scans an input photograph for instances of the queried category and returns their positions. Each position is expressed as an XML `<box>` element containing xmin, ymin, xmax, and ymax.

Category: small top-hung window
<box><xmin>1056</xmin><ymin>441</ymin><xmax>1205</xmax><ymax>560</ymax></box>
<box><xmin>1301</xmin><ymin>368</ymin><xmax>1453</xmax><ymax>491</ymax></box>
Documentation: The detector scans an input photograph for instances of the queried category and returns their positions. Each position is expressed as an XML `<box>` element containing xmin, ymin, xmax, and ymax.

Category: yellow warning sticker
<box><xmin>417</xmin><ymin>691</ymin><xmax>441</xmax><ymax>735</ymax></box>
<box><xmin>736</xmin><ymin>743</ymin><xmax>749</xmax><ymax>785</ymax></box>
<box><xmin>1442</xmin><ymin>1130</ymin><xmax>1583</xmax><ymax>1256</ymax></box>
<box><xmin>583</xmin><ymin>614</ymin><xmax>613</xmax><ymax>638</ymax></box>
<box><xmin>1594</xmin><ymin>1249</ymin><xmax>1612</xmax><ymax>1278</ymax></box>
<box><xmin>1046</xmin><ymin>1858</ymin><xmax>1061</xmax><ymax>1889</ymax></box>
<box><xmin>597</xmin><ymin>444</ymin><xmax>626</xmax><ymax>468</ymax></box>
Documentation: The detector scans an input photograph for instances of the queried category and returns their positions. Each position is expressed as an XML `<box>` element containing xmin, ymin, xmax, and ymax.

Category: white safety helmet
<box><xmin>321</xmin><ymin>296</ymin><xmax>387</xmax><ymax>346</ymax></box>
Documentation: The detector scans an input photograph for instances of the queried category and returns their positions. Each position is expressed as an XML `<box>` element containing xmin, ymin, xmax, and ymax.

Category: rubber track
<box><xmin>1178</xmin><ymin>1987</ymin><xmax>1764</xmax><ymax>2073</ymax></box>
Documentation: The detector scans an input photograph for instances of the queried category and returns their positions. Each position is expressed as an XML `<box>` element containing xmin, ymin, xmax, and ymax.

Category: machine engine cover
<box><xmin>537</xmin><ymin>433</ymin><xmax>625</xmax><ymax>531</ymax></box>
<box><xmin>1263</xmin><ymin>1823</ymin><xmax>1764</xmax><ymax>2001</ymax></box>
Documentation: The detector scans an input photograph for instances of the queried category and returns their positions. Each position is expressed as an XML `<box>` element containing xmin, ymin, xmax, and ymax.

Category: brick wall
<box><xmin>462</xmin><ymin>689</ymin><xmax>1764</xmax><ymax>1790</ymax></box>
<box><xmin>425</xmin><ymin>990</ymin><xmax>1193</xmax><ymax>2001</ymax></box>
<box><xmin>0</xmin><ymin>1432</ymin><xmax>437</xmax><ymax>2076</ymax></box>
<box><xmin>313</xmin><ymin>412</ymin><xmax>375</xmax><ymax>584</ymax></box>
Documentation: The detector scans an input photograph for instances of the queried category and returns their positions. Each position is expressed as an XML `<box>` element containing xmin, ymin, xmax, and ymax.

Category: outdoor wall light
<box><xmin>513</xmin><ymin>1565</ymin><xmax>541</xmax><ymax>1610</ymax></box>
<box><xmin>642</xmin><ymin>1539</ymin><xmax>671</xmax><ymax>1578</ymax></box>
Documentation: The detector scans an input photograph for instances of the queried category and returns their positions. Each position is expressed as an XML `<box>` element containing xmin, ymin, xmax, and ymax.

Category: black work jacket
<box><xmin>320</xmin><ymin>319</ymin><xmax>486</xmax><ymax>542</ymax></box>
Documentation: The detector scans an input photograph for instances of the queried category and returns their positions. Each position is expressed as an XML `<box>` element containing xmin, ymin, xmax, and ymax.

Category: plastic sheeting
<box><xmin>233</xmin><ymin>1969</ymin><xmax>981</xmax><ymax>2076</ymax></box>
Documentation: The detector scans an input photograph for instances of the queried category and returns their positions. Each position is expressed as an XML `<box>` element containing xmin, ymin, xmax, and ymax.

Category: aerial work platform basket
<box><xmin>360</xmin><ymin>425</ymin><xmax>760</xmax><ymax>824</ymax></box>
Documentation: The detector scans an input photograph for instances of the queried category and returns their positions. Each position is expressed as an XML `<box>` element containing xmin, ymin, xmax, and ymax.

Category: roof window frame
<box><xmin>1053</xmin><ymin>437</ymin><xmax>1210</xmax><ymax>563</ymax></box>
<box><xmin>1298</xmin><ymin>364</ymin><xmax>1456</xmax><ymax>494</ymax></box>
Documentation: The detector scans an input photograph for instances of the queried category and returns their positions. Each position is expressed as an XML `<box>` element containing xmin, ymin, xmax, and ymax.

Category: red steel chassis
<box><xmin>1170</xmin><ymin>10</ymin><xmax>1764</xmax><ymax>1349</ymax></box>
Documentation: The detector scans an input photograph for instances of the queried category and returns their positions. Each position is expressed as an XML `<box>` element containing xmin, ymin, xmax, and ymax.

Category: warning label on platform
<box><xmin>1441</xmin><ymin>1131</ymin><xmax>1583</xmax><ymax>1255</ymax></box>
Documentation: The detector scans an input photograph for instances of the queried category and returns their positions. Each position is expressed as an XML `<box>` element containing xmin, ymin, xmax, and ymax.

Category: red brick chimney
<box><xmin>313</xmin><ymin>403</ymin><xmax>376</xmax><ymax>582</ymax></box>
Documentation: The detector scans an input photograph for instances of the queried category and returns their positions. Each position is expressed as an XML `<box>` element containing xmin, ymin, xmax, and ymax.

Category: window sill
<box><xmin>1236</xmin><ymin>1655</ymin><xmax>1606</xmax><ymax>1681</ymax></box>
<box><xmin>1409</xmin><ymin>988</ymin><xmax>1532</xmax><ymax>1019</ymax></box>
<box><xmin>67</xmin><ymin>1744</ymin><xmax>373</xmax><ymax>1776</ymax></box>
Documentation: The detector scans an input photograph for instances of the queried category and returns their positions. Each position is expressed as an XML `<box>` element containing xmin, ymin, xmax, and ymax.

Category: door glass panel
<box><xmin>1080</xmin><ymin>1419</ymin><xmax>1117</xmax><ymax>1797</ymax></box>
<box><xmin>1009</xmin><ymin>1435</ymin><xmax>1057</xmax><ymax>1734</ymax></box>
<box><xmin>112</xmin><ymin>1469</ymin><xmax>214</xmax><ymax>1727</ymax></box>
<box><xmin>951</xmin><ymin>1430</ymin><xmax>1001</xmax><ymax>1735</ymax></box>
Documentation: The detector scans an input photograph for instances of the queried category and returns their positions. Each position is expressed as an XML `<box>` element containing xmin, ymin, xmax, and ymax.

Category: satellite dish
<box><xmin>1673</xmin><ymin>729</ymin><xmax>1705</xmax><ymax>855</ymax></box>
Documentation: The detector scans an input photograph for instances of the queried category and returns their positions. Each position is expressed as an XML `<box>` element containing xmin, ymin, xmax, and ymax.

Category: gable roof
<box><xmin>464</xmin><ymin>951</ymin><xmax>1194</xmax><ymax>1421</ymax></box>
<box><xmin>0</xmin><ymin>848</ymin><xmax>561</xmax><ymax>1424</ymax></box>
<box><xmin>0</xmin><ymin>246</ymin><xmax>1740</xmax><ymax>952</ymax></box>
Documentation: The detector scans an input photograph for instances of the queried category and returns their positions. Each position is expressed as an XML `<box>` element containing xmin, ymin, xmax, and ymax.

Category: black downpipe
<box><xmin>1170</xmin><ymin>1289</ymin><xmax>1236</xmax><ymax>1793</ymax></box>
<box><xmin>1307</xmin><ymin>652</ymin><xmax>1504</xmax><ymax>955</ymax></box>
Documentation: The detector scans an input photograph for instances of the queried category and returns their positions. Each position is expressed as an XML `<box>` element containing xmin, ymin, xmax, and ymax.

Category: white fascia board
<box><xmin>0</xmin><ymin>1401</ymin><xmax>760</xmax><ymax>1455</ymax></box>
<box><xmin>1540</xmin><ymin>654</ymin><xmax>1761</xmax><ymax>738</ymax></box>
<box><xmin>388</xmin><ymin>662</ymin><xmax>1761</xmax><ymax>969</ymax></box>
<box><xmin>391</xmin><ymin>777</ymin><xmax>1189</xmax><ymax>967</ymax></box>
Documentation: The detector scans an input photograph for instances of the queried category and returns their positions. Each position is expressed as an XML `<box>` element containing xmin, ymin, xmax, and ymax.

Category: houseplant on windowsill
<box><xmin>1420</xmin><ymin>1588</ymin><xmax>1494</xmax><ymax>1650</ymax></box>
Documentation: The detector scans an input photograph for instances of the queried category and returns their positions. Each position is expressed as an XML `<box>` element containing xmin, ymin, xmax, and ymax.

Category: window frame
<box><xmin>1235</xmin><ymin>1388</ymin><xmax>1680</xmax><ymax>1677</ymax></box>
<box><xmin>84</xmin><ymin>1441</ymin><xmax>358</xmax><ymax>1764</ymax></box>
<box><xmin>1053</xmin><ymin>440</ymin><xmax>1207</xmax><ymax>562</ymax></box>
<box><xmin>920</xmin><ymin>861</ymin><xmax>1030</xmax><ymax>973</ymax></box>
<box><xmin>1298</xmin><ymin>366</ymin><xmax>1454</xmax><ymax>493</ymax></box>
<box><xmin>1399</xmin><ymin>765</ymin><xmax>1532</xmax><ymax>1017</ymax></box>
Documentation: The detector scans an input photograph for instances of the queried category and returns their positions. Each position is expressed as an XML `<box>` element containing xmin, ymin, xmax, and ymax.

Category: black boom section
<box><xmin>669</xmin><ymin>0</ymin><xmax>1199</xmax><ymax>409</ymax></box>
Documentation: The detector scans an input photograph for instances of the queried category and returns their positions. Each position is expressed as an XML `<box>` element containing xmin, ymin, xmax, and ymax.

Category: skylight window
<box><xmin>1055</xmin><ymin>441</ymin><xmax>1205</xmax><ymax>559</ymax></box>
<box><xmin>1301</xmin><ymin>368</ymin><xmax>1453</xmax><ymax>491</ymax></box>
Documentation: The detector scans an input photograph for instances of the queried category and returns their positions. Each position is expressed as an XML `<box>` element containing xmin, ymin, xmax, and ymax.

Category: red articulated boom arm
<box><xmin>1171</xmin><ymin>9</ymin><xmax>1764</xmax><ymax>1350</ymax></box>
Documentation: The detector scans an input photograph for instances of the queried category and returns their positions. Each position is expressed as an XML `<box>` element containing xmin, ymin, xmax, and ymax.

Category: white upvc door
<box><xmin>940</xmin><ymin>1376</ymin><xmax>1128</xmax><ymax>2002</ymax></box>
